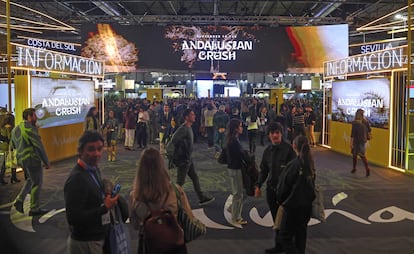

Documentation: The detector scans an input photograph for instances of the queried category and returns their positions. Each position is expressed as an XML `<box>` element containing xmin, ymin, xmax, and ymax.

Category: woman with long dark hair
<box><xmin>225</xmin><ymin>118</ymin><xmax>250</xmax><ymax>225</ymax></box>
<box><xmin>84</xmin><ymin>106</ymin><xmax>98</xmax><ymax>131</ymax></box>
<box><xmin>277</xmin><ymin>135</ymin><xmax>315</xmax><ymax>254</ymax></box>
<box><xmin>129</xmin><ymin>147</ymin><xmax>193</xmax><ymax>254</ymax></box>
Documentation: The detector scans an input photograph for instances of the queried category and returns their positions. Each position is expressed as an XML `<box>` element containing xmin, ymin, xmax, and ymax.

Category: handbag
<box><xmin>217</xmin><ymin>147</ymin><xmax>227</xmax><ymax>164</ymax></box>
<box><xmin>311</xmin><ymin>185</ymin><xmax>326</xmax><ymax>222</ymax></box>
<box><xmin>173</xmin><ymin>184</ymin><xmax>206</xmax><ymax>243</ymax></box>
<box><xmin>272</xmin><ymin>205</ymin><xmax>284</xmax><ymax>230</ymax></box>
<box><xmin>109</xmin><ymin>206</ymin><xmax>131</xmax><ymax>254</ymax></box>
<box><xmin>241</xmin><ymin>157</ymin><xmax>258</xmax><ymax>197</ymax></box>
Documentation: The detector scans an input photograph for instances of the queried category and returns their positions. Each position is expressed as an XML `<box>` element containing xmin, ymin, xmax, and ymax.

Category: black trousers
<box><xmin>279</xmin><ymin>205</ymin><xmax>312</xmax><ymax>254</ymax></box>
<box><xmin>136</xmin><ymin>123</ymin><xmax>147</xmax><ymax>147</ymax></box>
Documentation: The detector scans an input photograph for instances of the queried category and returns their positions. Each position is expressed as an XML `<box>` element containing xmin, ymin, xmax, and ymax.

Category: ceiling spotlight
<box><xmin>395</xmin><ymin>14</ymin><xmax>407</xmax><ymax>20</ymax></box>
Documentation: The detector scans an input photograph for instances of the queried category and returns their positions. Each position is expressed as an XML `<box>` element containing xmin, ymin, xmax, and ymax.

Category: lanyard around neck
<box><xmin>78</xmin><ymin>159</ymin><xmax>105</xmax><ymax>198</ymax></box>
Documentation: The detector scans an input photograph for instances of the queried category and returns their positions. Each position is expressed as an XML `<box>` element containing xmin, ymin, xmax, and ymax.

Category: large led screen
<box><xmin>80</xmin><ymin>24</ymin><xmax>348</xmax><ymax>74</ymax></box>
<box><xmin>31</xmin><ymin>77</ymin><xmax>95</xmax><ymax>128</ymax></box>
<box><xmin>196</xmin><ymin>80</ymin><xmax>214</xmax><ymax>98</ymax></box>
<box><xmin>331</xmin><ymin>78</ymin><xmax>390</xmax><ymax>129</ymax></box>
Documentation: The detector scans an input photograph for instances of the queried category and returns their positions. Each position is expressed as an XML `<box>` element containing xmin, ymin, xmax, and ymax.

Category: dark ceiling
<box><xmin>1</xmin><ymin>0</ymin><xmax>409</xmax><ymax>44</ymax></box>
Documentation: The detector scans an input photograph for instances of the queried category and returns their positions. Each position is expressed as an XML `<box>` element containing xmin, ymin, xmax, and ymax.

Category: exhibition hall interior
<box><xmin>1</xmin><ymin>0</ymin><xmax>413</xmax><ymax>170</ymax></box>
<box><xmin>3</xmin><ymin>2</ymin><xmax>414</xmax><ymax>254</ymax></box>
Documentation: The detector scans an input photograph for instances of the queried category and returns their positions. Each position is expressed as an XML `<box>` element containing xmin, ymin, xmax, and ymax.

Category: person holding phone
<box><xmin>64</xmin><ymin>130</ymin><xmax>119</xmax><ymax>254</ymax></box>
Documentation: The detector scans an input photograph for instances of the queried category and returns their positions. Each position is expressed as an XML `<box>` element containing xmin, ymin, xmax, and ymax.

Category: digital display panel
<box><xmin>31</xmin><ymin>77</ymin><xmax>95</xmax><ymax>128</ymax></box>
<box><xmin>331</xmin><ymin>78</ymin><xmax>390</xmax><ymax>129</ymax></box>
<box><xmin>80</xmin><ymin>24</ymin><xmax>348</xmax><ymax>74</ymax></box>
<box><xmin>196</xmin><ymin>80</ymin><xmax>214</xmax><ymax>98</ymax></box>
<box><xmin>301</xmin><ymin>80</ymin><xmax>311</xmax><ymax>90</ymax></box>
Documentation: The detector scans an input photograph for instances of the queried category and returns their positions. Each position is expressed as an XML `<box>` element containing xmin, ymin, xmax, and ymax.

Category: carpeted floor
<box><xmin>1</xmin><ymin>138</ymin><xmax>414</xmax><ymax>254</ymax></box>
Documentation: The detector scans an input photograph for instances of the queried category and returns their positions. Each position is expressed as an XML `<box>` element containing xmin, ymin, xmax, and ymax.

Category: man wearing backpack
<box><xmin>169</xmin><ymin>109</ymin><xmax>215</xmax><ymax>206</ymax></box>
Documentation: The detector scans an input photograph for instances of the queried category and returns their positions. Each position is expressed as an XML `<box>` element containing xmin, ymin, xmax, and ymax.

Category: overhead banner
<box><xmin>80</xmin><ymin>24</ymin><xmax>348</xmax><ymax>74</ymax></box>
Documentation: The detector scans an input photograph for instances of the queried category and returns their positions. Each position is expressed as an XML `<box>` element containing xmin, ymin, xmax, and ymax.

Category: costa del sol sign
<box><xmin>11</xmin><ymin>43</ymin><xmax>104</xmax><ymax>78</ymax></box>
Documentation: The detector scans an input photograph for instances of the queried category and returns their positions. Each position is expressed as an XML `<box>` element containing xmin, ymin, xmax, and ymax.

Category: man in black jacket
<box><xmin>170</xmin><ymin>108</ymin><xmax>215</xmax><ymax>206</ymax></box>
<box><xmin>255</xmin><ymin>122</ymin><xmax>296</xmax><ymax>254</ymax></box>
<box><xmin>64</xmin><ymin>130</ymin><xmax>119</xmax><ymax>254</ymax></box>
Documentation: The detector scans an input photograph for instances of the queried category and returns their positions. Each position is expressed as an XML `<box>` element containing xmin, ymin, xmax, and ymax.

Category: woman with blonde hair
<box><xmin>129</xmin><ymin>147</ymin><xmax>193</xmax><ymax>254</ymax></box>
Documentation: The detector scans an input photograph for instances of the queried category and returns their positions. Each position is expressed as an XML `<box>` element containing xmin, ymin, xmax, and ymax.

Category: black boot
<box><xmin>351</xmin><ymin>155</ymin><xmax>357</xmax><ymax>173</ymax></box>
<box><xmin>361</xmin><ymin>157</ymin><xmax>370</xmax><ymax>177</ymax></box>
<box><xmin>0</xmin><ymin>178</ymin><xmax>7</xmax><ymax>185</ymax></box>
<box><xmin>10</xmin><ymin>168</ymin><xmax>20</xmax><ymax>183</ymax></box>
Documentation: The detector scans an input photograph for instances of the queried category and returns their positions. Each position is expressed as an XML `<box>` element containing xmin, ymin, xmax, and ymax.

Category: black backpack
<box><xmin>142</xmin><ymin>194</ymin><xmax>184</xmax><ymax>254</ymax></box>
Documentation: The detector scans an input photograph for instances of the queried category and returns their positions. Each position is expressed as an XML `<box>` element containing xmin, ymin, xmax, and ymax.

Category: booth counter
<box><xmin>329</xmin><ymin>121</ymin><xmax>389</xmax><ymax>167</ymax></box>
<box><xmin>39</xmin><ymin>123</ymin><xmax>84</xmax><ymax>162</ymax></box>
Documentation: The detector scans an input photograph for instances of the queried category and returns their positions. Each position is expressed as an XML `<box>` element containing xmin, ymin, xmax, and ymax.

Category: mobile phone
<box><xmin>111</xmin><ymin>183</ymin><xmax>121</xmax><ymax>197</ymax></box>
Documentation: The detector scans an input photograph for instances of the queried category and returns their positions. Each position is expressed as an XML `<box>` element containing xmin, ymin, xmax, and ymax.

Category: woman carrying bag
<box><xmin>277</xmin><ymin>135</ymin><xmax>316</xmax><ymax>254</ymax></box>
<box><xmin>129</xmin><ymin>148</ymin><xmax>194</xmax><ymax>254</ymax></box>
<box><xmin>225</xmin><ymin>118</ymin><xmax>251</xmax><ymax>226</ymax></box>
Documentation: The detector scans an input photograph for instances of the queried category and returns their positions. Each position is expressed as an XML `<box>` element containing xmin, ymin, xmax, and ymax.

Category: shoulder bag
<box><xmin>173</xmin><ymin>184</ymin><xmax>206</xmax><ymax>243</ymax></box>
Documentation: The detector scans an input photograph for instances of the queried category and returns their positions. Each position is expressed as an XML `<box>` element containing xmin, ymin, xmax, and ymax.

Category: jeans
<box><xmin>176</xmin><ymin>159</ymin><xmax>204</xmax><ymax>201</ymax></box>
<box><xmin>205</xmin><ymin>126</ymin><xmax>214</xmax><ymax>147</ymax></box>
<box><xmin>248</xmin><ymin>129</ymin><xmax>258</xmax><ymax>153</ymax></box>
<box><xmin>227</xmin><ymin>168</ymin><xmax>244</xmax><ymax>221</ymax></box>
<box><xmin>16</xmin><ymin>158</ymin><xmax>43</xmax><ymax>210</ymax></box>
<box><xmin>116</xmin><ymin>122</ymin><xmax>124</xmax><ymax>140</ymax></box>
<box><xmin>214</xmin><ymin>129</ymin><xmax>225</xmax><ymax>152</ymax></box>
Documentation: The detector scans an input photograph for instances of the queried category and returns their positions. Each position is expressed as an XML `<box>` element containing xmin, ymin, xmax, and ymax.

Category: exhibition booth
<box><xmin>10</xmin><ymin>42</ymin><xmax>104</xmax><ymax>162</ymax></box>
<box><xmin>323</xmin><ymin>45</ymin><xmax>410</xmax><ymax>171</ymax></box>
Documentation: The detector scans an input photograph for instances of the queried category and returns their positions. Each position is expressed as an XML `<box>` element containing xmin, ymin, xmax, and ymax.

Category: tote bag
<box><xmin>311</xmin><ymin>185</ymin><xmax>326</xmax><ymax>222</ymax></box>
<box><xmin>109</xmin><ymin>206</ymin><xmax>131</xmax><ymax>254</ymax></box>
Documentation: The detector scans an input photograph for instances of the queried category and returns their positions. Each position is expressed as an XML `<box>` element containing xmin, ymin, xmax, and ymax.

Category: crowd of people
<box><xmin>96</xmin><ymin>96</ymin><xmax>320</xmax><ymax>155</ymax></box>
<box><xmin>0</xmin><ymin>95</ymin><xmax>373</xmax><ymax>254</ymax></box>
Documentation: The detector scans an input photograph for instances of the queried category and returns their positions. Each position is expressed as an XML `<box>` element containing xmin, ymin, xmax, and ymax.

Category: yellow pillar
<box><xmin>270</xmin><ymin>88</ymin><xmax>284</xmax><ymax>114</ymax></box>
<box><xmin>14</xmin><ymin>75</ymin><xmax>30</xmax><ymax>123</ymax></box>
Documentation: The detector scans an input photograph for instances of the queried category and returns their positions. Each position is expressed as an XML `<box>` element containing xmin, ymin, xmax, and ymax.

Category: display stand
<box><xmin>11</xmin><ymin>43</ymin><xmax>104</xmax><ymax>162</ymax></box>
